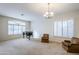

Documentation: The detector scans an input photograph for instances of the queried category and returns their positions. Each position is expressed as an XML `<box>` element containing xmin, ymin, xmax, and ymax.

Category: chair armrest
<box><xmin>64</xmin><ymin>40</ymin><xmax>71</xmax><ymax>43</ymax></box>
<box><xmin>62</xmin><ymin>41</ymin><xmax>72</xmax><ymax>47</ymax></box>
<box><xmin>70</xmin><ymin>44</ymin><xmax>79</xmax><ymax>48</ymax></box>
<box><xmin>71</xmin><ymin>44</ymin><xmax>79</xmax><ymax>46</ymax></box>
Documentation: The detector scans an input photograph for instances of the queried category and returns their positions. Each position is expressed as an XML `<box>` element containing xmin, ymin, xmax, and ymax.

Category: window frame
<box><xmin>53</xmin><ymin>20</ymin><xmax>74</xmax><ymax>38</ymax></box>
<box><xmin>8</xmin><ymin>21</ymin><xmax>26</xmax><ymax>35</ymax></box>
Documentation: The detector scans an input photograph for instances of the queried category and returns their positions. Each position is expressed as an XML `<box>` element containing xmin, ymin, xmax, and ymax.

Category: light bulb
<box><xmin>44</xmin><ymin>11</ymin><xmax>54</xmax><ymax>18</ymax></box>
<box><xmin>45</xmin><ymin>12</ymin><xmax>48</xmax><ymax>15</ymax></box>
<box><xmin>50</xmin><ymin>12</ymin><xmax>54</xmax><ymax>15</ymax></box>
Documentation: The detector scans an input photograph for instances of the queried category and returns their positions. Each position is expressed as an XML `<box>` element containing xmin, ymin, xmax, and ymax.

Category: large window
<box><xmin>8</xmin><ymin>20</ymin><xmax>26</xmax><ymax>35</ymax></box>
<box><xmin>54</xmin><ymin>19</ymin><xmax>74</xmax><ymax>38</ymax></box>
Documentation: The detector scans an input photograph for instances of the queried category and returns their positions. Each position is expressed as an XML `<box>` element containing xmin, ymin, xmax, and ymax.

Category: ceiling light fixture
<box><xmin>21</xmin><ymin>13</ymin><xmax>24</xmax><ymax>16</ymax></box>
<box><xmin>44</xmin><ymin>3</ymin><xmax>54</xmax><ymax>19</ymax></box>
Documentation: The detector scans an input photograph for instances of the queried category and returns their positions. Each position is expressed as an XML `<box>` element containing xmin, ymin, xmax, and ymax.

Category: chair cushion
<box><xmin>62</xmin><ymin>41</ymin><xmax>71</xmax><ymax>47</ymax></box>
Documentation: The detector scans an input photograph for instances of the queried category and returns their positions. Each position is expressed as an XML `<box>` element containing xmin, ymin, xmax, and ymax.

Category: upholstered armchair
<box><xmin>41</xmin><ymin>34</ymin><xmax>49</xmax><ymax>43</ymax></box>
<box><xmin>62</xmin><ymin>37</ymin><xmax>79</xmax><ymax>53</ymax></box>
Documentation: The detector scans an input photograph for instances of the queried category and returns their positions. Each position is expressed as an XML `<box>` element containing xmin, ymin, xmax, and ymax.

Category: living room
<box><xmin>0</xmin><ymin>3</ymin><xmax>79</xmax><ymax>55</ymax></box>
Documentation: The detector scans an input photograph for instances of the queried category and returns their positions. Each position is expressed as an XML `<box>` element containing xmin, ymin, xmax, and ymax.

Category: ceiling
<box><xmin>0</xmin><ymin>3</ymin><xmax>79</xmax><ymax>21</ymax></box>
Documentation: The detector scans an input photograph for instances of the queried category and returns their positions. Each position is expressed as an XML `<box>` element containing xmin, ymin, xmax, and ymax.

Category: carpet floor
<box><xmin>0</xmin><ymin>38</ymin><xmax>78</xmax><ymax>55</ymax></box>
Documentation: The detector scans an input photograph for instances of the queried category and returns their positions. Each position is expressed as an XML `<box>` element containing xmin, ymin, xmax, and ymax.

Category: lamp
<box><xmin>44</xmin><ymin>3</ymin><xmax>54</xmax><ymax>19</ymax></box>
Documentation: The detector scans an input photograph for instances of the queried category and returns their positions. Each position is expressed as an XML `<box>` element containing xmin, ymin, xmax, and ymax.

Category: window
<box><xmin>54</xmin><ymin>19</ymin><xmax>74</xmax><ymax>38</ymax></box>
<box><xmin>63</xmin><ymin>21</ymin><xmax>68</xmax><ymax>37</ymax></box>
<box><xmin>8</xmin><ymin>20</ymin><xmax>26</xmax><ymax>35</ymax></box>
<box><xmin>18</xmin><ymin>25</ymin><xmax>22</xmax><ymax>34</ymax></box>
<box><xmin>54</xmin><ymin>21</ymin><xmax>58</xmax><ymax>36</ymax></box>
<box><xmin>57</xmin><ymin>21</ymin><xmax>62</xmax><ymax>36</ymax></box>
<box><xmin>8</xmin><ymin>24</ymin><xmax>14</xmax><ymax>35</ymax></box>
<box><xmin>67</xmin><ymin>20</ymin><xmax>74</xmax><ymax>37</ymax></box>
<box><xmin>14</xmin><ymin>25</ymin><xmax>19</xmax><ymax>34</ymax></box>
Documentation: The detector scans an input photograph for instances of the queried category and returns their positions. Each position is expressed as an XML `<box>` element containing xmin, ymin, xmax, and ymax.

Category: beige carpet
<box><xmin>0</xmin><ymin>38</ymin><xmax>78</xmax><ymax>55</ymax></box>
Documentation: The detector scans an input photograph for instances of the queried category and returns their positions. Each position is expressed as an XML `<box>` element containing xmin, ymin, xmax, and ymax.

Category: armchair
<box><xmin>62</xmin><ymin>37</ymin><xmax>79</xmax><ymax>53</ymax></box>
<box><xmin>41</xmin><ymin>34</ymin><xmax>49</xmax><ymax>43</ymax></box>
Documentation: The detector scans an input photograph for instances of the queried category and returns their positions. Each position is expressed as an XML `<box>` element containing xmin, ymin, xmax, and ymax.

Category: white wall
<box><xmin>31</xmin><ymin>11</ymin><xmax>79</xmax><ymax>42</ymax></box>
<box><xmin>0</xmin><ymin>15</ymin><xmax>31</xmax><ymax>41</ymax></box>
<box><xmin>31</xmin><ymin>19</ymin><xmax>54</xmax><ymax>38</ymax></box>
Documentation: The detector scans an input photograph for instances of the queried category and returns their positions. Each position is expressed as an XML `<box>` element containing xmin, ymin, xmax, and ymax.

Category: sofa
<box><xmin>62</xmin><ymin>37</ymin><xmax>79</xmax><ymax>53</ymax></box>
